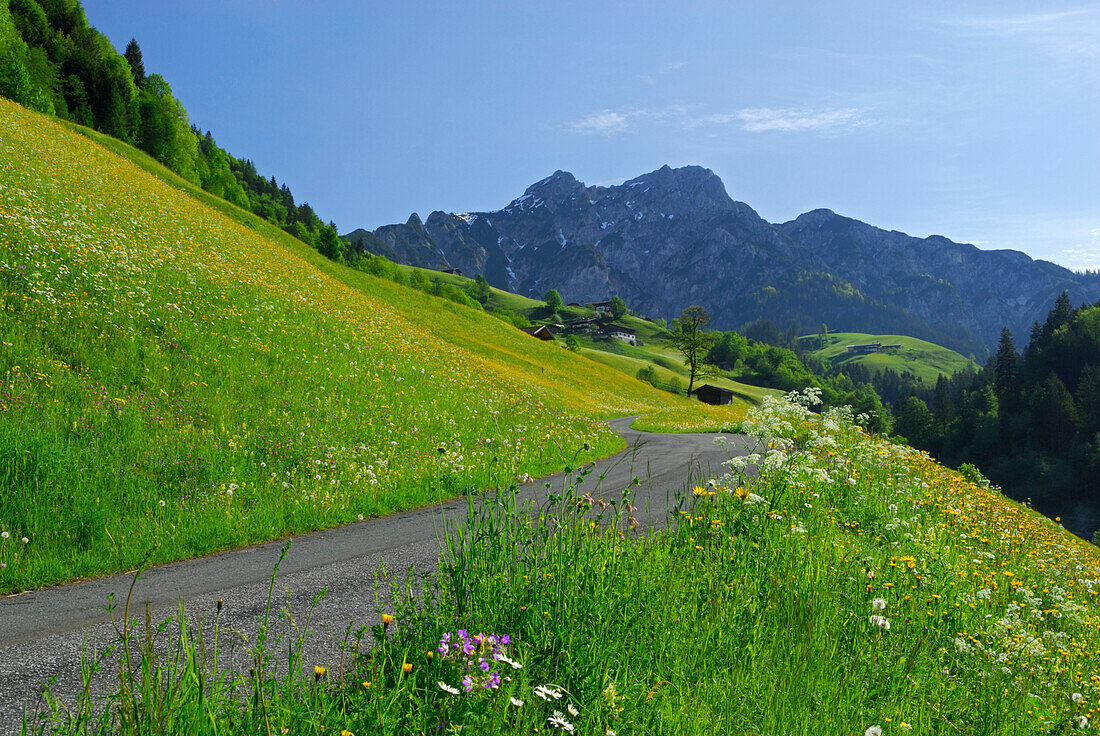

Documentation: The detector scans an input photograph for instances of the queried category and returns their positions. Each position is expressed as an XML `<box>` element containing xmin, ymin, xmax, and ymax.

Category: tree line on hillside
<box><xmin>891</xmin><ymin>292</ymin><xmax>1100</xmax><ymax>530</ymax></box>
<box><xmin>0</xmin><ymin>0</ymin><xmax>350</xmax><ymax>259</ymax></box>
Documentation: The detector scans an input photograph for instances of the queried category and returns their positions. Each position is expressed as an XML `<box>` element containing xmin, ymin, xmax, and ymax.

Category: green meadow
<box><xmin>0</xmin><ymin>98</ymin><xmax>745</xmax><ymax>593</ymax></box>
<box><xmin>806</xmin><ymin>332</ymin><xmax>978</xmax><ymax>383</ymax></box>
<box><xmin>29</xmin><ymin>390</ymin><xmax>1100</xmax><ymax>735</ymax></box>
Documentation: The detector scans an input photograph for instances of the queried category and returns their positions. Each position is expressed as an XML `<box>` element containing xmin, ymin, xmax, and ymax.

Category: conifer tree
<box><xmin>932</xmin><ymin>374</ymin><xmax>954</xmax><ymax>426</ymax></box>
<box><xmin>124</xmin><ymin>38</ymin><xmax>144</xmax><ymax>86</ymax></box>
<box><xmin>993</xmin><ymin>327</ymin><xmax>1021</xmax><ymax>412</ymax></box>
<box><xmin>1076</xmin><ymin>365</ymin><xmax>1100</xmax><ymax>437</ymax></box>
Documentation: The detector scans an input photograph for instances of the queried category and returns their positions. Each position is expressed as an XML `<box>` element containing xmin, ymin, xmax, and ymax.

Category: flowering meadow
<box><xmin>29</xmin><ymin>387</ymin><xmax>1100</xmax><ymax>735</ymax></box>
<box><xmin>0</xmin><ymin>98</ymin><xmax>743</xmax><ymax>592</ymax></box>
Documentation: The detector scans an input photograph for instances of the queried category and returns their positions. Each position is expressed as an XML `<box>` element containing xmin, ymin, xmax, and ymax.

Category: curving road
<box><xmin>0</xmin><ymin>418</ymin><xmax>755</xmax><ymax>731</ymax></box>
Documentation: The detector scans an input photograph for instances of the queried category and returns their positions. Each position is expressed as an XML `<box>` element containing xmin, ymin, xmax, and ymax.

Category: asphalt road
<box><xmin>0</xmin><ymin>418</ymin><xmax>755</xmax><ymax>732</ymax></box>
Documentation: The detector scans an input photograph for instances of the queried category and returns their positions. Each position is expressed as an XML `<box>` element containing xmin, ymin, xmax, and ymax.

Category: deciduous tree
<box><xmin>544</xmin><ymin>289</ymin><xmax>562</xmax><ymax>312</ymax></box>
<box><xmin>609</xmin><ymin>295</ymin><xmax>626</xmax><ymax>320</ymax></box>
<box><xmin>670</xmin><ymin>305</ymin><xmax>713</xmax><ymax>395</ymax></box>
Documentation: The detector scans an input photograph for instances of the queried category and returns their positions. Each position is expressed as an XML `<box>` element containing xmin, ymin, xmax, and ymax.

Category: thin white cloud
<box><xmin>950</xmin><ymin>9</ymin><xmax>1100</xmax><ymax>59</ymax></box>
<box><xmin>735</xmin><ymin>107</ymin><xmax>873</xmax><ymax>133</ymax></box>
<box><xmin>568</xmin><ymin>110</ymin><xmax>629</xmax><ymax>135</ymax></box>
<box><xmin>566</xmin><ymin>105</ymin><xmax>873</xmax><ymax>136</ymax></box>
<box><xmin>658</xmin><ymin>61</ymin><xmax>687</xmax><ymax>74</ymax></box>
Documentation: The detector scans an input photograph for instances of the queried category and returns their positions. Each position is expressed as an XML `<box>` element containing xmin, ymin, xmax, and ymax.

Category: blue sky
<box><xmin>83</xmin><ymin>1</ymin><xmax>1100</xmax><ymax>268</ymax></box>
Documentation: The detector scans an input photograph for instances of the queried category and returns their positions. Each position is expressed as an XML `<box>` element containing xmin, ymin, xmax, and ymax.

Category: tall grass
<box><xmin>0</xmin><ymin>97</ymin><xmax>745</xmax><ymax>593</ymax></box>
<box><xmin>26</xmin><ymin>389</ymin><xmax>1100</xmax><ymax>734</ymax></box>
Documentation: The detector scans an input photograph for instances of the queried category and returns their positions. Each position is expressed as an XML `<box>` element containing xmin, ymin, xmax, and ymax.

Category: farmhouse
<box><xmin>442</xmin><ymin>267</ymin><xmax>463</xmax><ymax>276</ymax></box>
<box><xmin>692</xmin><ymin>384</ymin><xmax>735</xmax><ymax>405</ymax></box>
<box><xmin>603</xmin><ymin>324</ymin><xmax>636</xmax><ymax>345</ymax></box>
<box><xmin>568</xmin><ymin>317</ymin><xmax>600</xmax><ymax>333</ymax></box>
<box><xmin>587</xmin><ymin>300</ymin><xmax>613</xmax><ymax>313</ymax></box>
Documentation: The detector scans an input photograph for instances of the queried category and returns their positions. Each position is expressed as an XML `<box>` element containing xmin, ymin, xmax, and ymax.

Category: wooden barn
<box><xmin>692</xmin><ymin>384</ymin><xmax>735</xmax><ymax>405</ymax></box>
<box><xmin>521</xmin><ymin>325</ymin><xmax>556</xmax><ymax>341</ymax></box>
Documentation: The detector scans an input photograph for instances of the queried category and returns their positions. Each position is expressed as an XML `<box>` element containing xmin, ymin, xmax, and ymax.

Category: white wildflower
<box><xmin>437</xmin><ymin>681</ymin><xmax>459</xmax><ymax>695</ymax></box>
<box><xmin>871</xmin><ymin>597</ymin><xmax>887</xmax><ymax>611</ymax></box>
<box><xmin>869</xmin><ymin>615</ymin><xmax>891</xmax><ymax>631</ymax></box>
<box><xmin>865</xmin><ymin>727</ymin><xmax>882</xmax><ymax>736</ymax></box>
<box><xmin>548</xmin><ymin>710</ymin><xmax>575</xmax><ymax>731</ymax></box>
<box><xmin>535</xmin><ymin>684</ymin><xmax>563</xmax><ymax>701</ymax></box>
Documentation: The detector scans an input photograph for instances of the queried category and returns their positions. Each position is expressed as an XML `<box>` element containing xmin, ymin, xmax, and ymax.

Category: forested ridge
<box><xmin>890</xmin><ymin>292</ymin><xmax>1100</xmax><ymax>536</ymax></box>
<box><xmin>0</xmin><ymin>0</ymin><xmax>367</xmax><ymax>261</ymax></box>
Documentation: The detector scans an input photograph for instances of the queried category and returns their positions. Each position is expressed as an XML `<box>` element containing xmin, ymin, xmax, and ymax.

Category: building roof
<box><xmin>520</xmin><ymin>325</ymin><xmax>555</xmax><ymax>341</ymax></box>
<box><xmin>605</xmin><ymin>324</ymin><xmax>635</xmax><ymax>334</ymax></box>
<box><xmin>691</xmin><ymin>384</ymin><xmax>734</xmax><ymax>396</ymax></box>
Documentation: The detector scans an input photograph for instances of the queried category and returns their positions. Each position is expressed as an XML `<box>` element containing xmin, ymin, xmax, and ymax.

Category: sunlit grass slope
<box><xmin>0</xmin><ymin>98</ymin><xmax>743</xmax><ymax>592</ymax></box>
<box><xmin>35</xmin><ymin>391</ymin><xmax>1100</xmax><ymax>734</ymax></box>
<box><xmin>427</xmin><ymin>279</ymin><xmax>779</xmax><ymax>415</ymax></box>
<box><xmin>807</xmin><ymin>332</ymin><xmax>978</xmax><ymax>383</ymax></box>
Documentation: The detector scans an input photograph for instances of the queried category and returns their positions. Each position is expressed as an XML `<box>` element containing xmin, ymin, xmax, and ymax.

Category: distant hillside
<box><xmin>805</xmin><ymin>332</ymin><xmax>977</xmax><ymax>384</ymax></box>
<box><xmin>348</xmin><ymin>166</ymin><xmax>1100</xmax><ymax>358</ymax></box>
<box><xmin>0</xmin><ymin>98</ymin><xmax>744</xmax><ymax>592</ymax></box>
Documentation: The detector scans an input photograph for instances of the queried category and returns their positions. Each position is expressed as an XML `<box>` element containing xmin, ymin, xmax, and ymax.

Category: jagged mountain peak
<box><xmin>513</xmin><ymin>165</ymin><xmax>736</xmax><ymax>213</ymax></box>
<box><xmin>520</xmin><ymin>169</ymin><xmax>585</xmax><ymax>200</ymax></box>
<box><xmin>353</xmin><ymin>166</ymin><xmax>1100</xmax><ymax>356</ymax></box>
<box><xmin>786</xmin><ymin>208</ymin><xmax>840</xmax><ymax>228</ymax></box>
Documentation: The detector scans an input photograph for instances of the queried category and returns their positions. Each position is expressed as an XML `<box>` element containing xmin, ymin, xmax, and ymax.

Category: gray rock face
<box><xmin>346</xmin><ymin>166</ymin><xmax>1100</xmax><ymax>356</ymax></box>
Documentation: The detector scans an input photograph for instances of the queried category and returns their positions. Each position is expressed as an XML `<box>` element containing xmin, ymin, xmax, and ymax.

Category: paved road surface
<box><xmin>0</xmin><ymin>418</ymin><xmax>754</xmax><ymax>731</ymax></box>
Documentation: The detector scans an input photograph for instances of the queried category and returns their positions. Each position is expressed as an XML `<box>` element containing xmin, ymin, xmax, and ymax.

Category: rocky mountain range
<box><xmin>346</xmin><ymin>165</ymin><xmax>1100</xmax><ymax>357</ymax></box>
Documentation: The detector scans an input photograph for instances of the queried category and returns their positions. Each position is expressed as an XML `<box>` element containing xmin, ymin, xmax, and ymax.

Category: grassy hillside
<box><xmin>806</xmin><ymin>332</ymin><xmax>977</xmax><ymax>383</ymax></box>
<box><xmin>418</xmin><ymin>278</ymin><xmax>782</xmax><ymax>413</ymax></box>
<box><xmin>34</xmin><ymin>390</ymin><xmax>1100</xmax><ymax>735</ymax></box>
<box><xmin>0</xmin><ymin>98</ymin><xmax>744</xmax><ymax>593</ymax></box>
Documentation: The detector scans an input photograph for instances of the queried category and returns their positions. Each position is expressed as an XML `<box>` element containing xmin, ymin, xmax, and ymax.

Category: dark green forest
<box><xmin>0</xmin><ymin>0</ymin><xmax>358</xmax><ymax>260</ymax></box>
<box><xmin>892</xmin><ymin>292</ymin><xmax>1100</xmax><ymax>537</ymax></box>
<box><xmin>703</xmin><ymin>297</ymin><xmax>1100</xmax><ymax>537</ymax></box>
